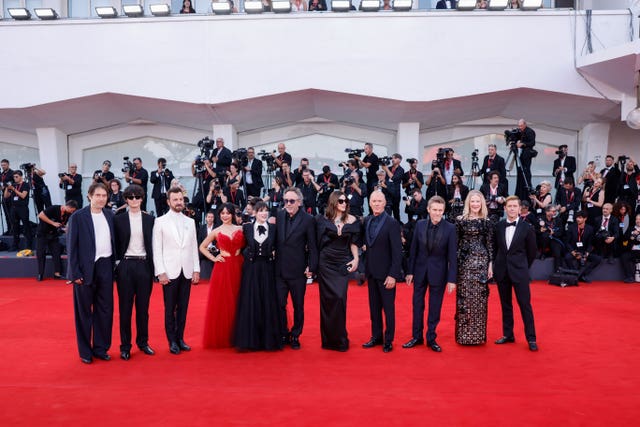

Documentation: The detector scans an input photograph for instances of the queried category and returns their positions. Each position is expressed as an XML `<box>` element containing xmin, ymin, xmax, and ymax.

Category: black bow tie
<box><xmin>257</xmin><ymin>225</ymin><xmax>266</xmax><ymax>236</ymax></box>
<box><xmin>507</xmin><ymin>221</ymin><xmax>517</xmax><ymax>227</ymax></box>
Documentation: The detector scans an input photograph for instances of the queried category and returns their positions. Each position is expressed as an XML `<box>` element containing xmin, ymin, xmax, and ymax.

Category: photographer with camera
<box><xmin>446</xmin><ymin>173</ymin><xmax>469</xmax><ymax>221</ymax></box>
<box><xmin>107</xmin><ymin>179</ymin><xmax>127</xmax><ymax>215</ymax></box>
<box><xmin>1</xmin><ymin>159</ymin><xmax>15</xmax><ymax>234</ymax></box>
<box><xmin>552</xmin><ymin>145</ymin><xmax>576</xmax><ymax>190</ymax></box>
<box><xmin>4</xmin><ymin>170</ymin><xmax>33</xmax><ymax>251</ymax></box>
<box><xmin>210</xmin><ymin>137</ymin><xmax>233</xmax><ymax>176</ymax></box>
<box><xmin>373</xmin><ymin>170</ymin><xmax>393</xmax><ymax>214</ymax></box>
<box><xmin>297</xmin><ymin>169</ymin><xmax>320</xmax><ymax>215</ymax></box>
<box><xmin>564</xmin><ymin>211</ymin><xmax>601</xmax><ymax>283</ymax></box>
<box><xmin>620</xmin><ymin>213</ymin><xmax>640</xmax><ymax>283</ymax></box>
<box><xmin>356</xmin><ymin>143</ymin><xmax>379</xmax><ymax>197</ymax></box>
<box><xmin>555</xmin><ymin>177</ymin><xmax>582</xmax><ymax>226</ymax></box>
<box><xmin>264</xmin><ymin>176</ymin><xmax>285</xmax><ymax>217</ymax></box>
<box><xmin>23</xmin><ymin>163</ymin><xmax>51</xmax><ymax>214</ymax></box>
<box><xmin>205</xmin><ymin>178</ymin><xmax>224</xmax><ymax>216</ymax></box>
<box><xmin>441</xmin><ymin>149</ymin><xmax>463</xmax><ymax>185</ymax></box>
<box><xmin>479</xmin><ymin>144</ymin><xmax>507</xmax><ymax>190</ymax></box>
<box><xmin>592</xmin><ymin>203</ymin><xmax>620</xmax><ymax>264</ymax></box>
<box><xmin>293</xmin><ymin>157</ymin><xmax>315</xmax><ymax>186</ymax></box>
<box><xmin>380</xmin><ymin>153</ymin><xmax>404</xmax><ymax>222</ymax></box>
<box><xmin>480</xmin><ymin>171</ymin><xmax>508</xmax><ymax>223</ymax></box>
<box><xmin>402</xmin><ymin>158</ymin><xmax>424</xmax><ymax>197</ymax></box>
<box><xmin>513</xmin><ymin>119</ymin><xmax>536</xmax><ymax>201</ymax></box>
<box><xmin>342</xmin><ymin>171</ymin><xmax>366</xmax><ymax>218</ymax></box>
<box><xmin>425</xmin><ymin>154</ymin><xmax>447</xmax><ymax>202</ymax></box>
<box><xmin>338</xmin><ymin>159</ymin><xmax>362</xmax><ymax>185</ymax></box>
<box><xmin>35</xmin><ymin>200</ymin><xmax>78</xmax><ymax>281</ymax></box>
<box><xmin>271</xmin><ymin>143</ymin><xmax>292</xmax><ymax>173</ymax></box>
<box><xmin>243</xmin><ymin>148</ymin><xmax>264</xmax><ymax>197</ymax></box>
<box><xmin>599</xmin><ymin>155</ymin><xmax>620</xmax><ymax>204</ymax></box>
<box><xmin>223</xmin><ymin>163</ymin><xmax>242</xmax><ymax>189</ymax></box>
<box><xmin>93</xmin><ymin>160</ymin><xmax>115</xmax><ymax>187</ymax></box>
<box><xmin>276</xmin><ymin>161</ymin><xmax>295</xmax><ymax>189</ymax></box>
<box><xmin>404</xmin><ymin>187</ymin><xmax>427</xmax><ymax>224</ymax></box>
<box><xmin>617</xmin><ymin>157</ymin><xmax>640</xmax><ymax>208</ymax></box>
<box><xmin>583</xmin><ymin>177</ymin><xmax>605</xmax><ymax>228</ymax></box>
<box><xmin>535</xmin><ymin>205</ymin><xmax>565</xmax><ymax>272</ymax></box>
<box><xmin>222</xmin><ymin>178</ymin><xmax>246</xmax><ymax>211</ymax></box>
<box><xmin>529</xmin><ymin>181</ymin><xmax>553</xmax><ymax>219</ymax></box>
<box><xmin>316</xmin><ymin>165</ymin><xmax>339</xmax><ymax>215</ymax></box>
<box><xmin>123</xmin><ymin>157</ymin><xmax>149</xmax><ymax>211</ymax></box>
<box><xmin>150</xmin><ymin>157</ymin><xmax>175</xmax><ymax>217</ymax></box>
<box><xmin>59</xmin><ymin>164</ymin><xmax>83</xmax><ymax>209</ymax></box>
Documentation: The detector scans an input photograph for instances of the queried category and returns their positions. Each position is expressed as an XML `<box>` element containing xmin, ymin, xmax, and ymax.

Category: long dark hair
<box><xmin>218</xmin><ymin>202</ymin><xmax>237</xmax><ymax>225</ymax></box>
<box><xmin>325</xmin><ymin>191</ymin><xmax>349</xmax><ymax>223</ymax></box>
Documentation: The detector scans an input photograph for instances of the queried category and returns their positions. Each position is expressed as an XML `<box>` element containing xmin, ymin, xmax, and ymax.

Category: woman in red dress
<box><xmin>199</xmin><ymin>203</ymin><xmax>245</xmax><ymax>348</ymax></box>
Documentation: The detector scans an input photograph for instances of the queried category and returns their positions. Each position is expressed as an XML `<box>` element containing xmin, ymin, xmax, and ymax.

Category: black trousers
<box><xmin>245</xmin><ymin>183</ymin><xmax>262</xmax><ymax>198</ymax></box>
<box><xmin>154</xmin><ymin>196</ymin><xmax>169</xmax><ymax>217</ymax></box>
<box><xmin>564</xmin><ymin>252</ymin><xmax>602</xmax><ymax>276</ymax></box>
<box><xmin>11</xmin><ymin>205</ymin><xmax>32</xmax><ymax>249</ymax></box>
<box><xmin>36</xmin><ymin>234</ymin><xmax>62</xmax><ymax>276</ymax></box>
<box><xmin>33</xmin><ymin>188</ymin><xmax>52</xmax><ymax>213</ymax></box>
<box><xmin>412</xmin><ymin>281</ymin><xmax>446</xmax><ymax>343</ymax></box>
<box><xmin>276</xmin><ymin>275</ymin><xmax>307</xmax><ymax>338</ymax></box>
<box><xmin>367</xmin><ymin>276</ymin><xmax>396</xmax><ymax>344</ymax></box>
<box><xmin>496</xmin><ymin>273</ymin><xmax>536</xmax><ymax>342</ymax></box>
<box><xmin>390</xmin><ymin>192</ymin><xmax>401</xmax><ymax>222</ymax></box>
<box><xmin>116</xmin><ymin>259</ymin><xmax>153</xmax><ymax>351</ymax></box>
<box><xmin>1</xmin><ymin>197</ymin><xmax>12</xmax><ymax>233</ymax></box>
<box><xmin>620</xmin><ymin>251</ymin><xmax>640</xmax><ymax>279</ymax></box>
<box><xmin>73</xmin><ymin>257</ymin><xmax>113</xmax><ymax>360</ymax></box>
<box><xmin>538</xmin><ymin>235</ymin><xmax>564</xmax><ymax>271</ymax></box>
<box><xmin>162</xmin><ymin>271</ymin><xmax>191</xmax><ymax>344</ymax></box>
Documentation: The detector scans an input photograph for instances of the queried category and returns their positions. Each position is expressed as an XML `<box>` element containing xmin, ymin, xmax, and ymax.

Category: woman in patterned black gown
<box><xmin>454</xmin><ymin>190</ymin><xmax>494</xmax><ymax>345</ymax></box>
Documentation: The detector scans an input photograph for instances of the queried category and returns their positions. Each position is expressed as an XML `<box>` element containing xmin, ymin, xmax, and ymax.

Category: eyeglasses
<box><xmin>337</xmin><ymin>199</ymin><xmax>347</xmax><ymax>204</ymax></box>
<box><xmin>125</xmin><ymin>195</ymin><xmax>142</xmax><ymax>200</ymax></box>
<box><xmin>284</xmin><ymin>199</ymin><xmax>298</xmax><ymax>205</ymax></box>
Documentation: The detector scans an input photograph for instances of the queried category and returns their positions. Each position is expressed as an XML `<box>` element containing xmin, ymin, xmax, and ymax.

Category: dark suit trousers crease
<box><xmin>367</xmin><ymin>277</ymin><xmax>396</xmax><ymax>344</ymax></box>
<box><xmin>162</xmin><ymin>272</ymin><xmax>191</xmax><ymax>344</ymax></box>
<box><xmin>412</xmin><ymin>281</ymin><xmax>446</xmax><ymax>343</ymax></box>
<box><xmin>36</xmin><ymin>235</ymin><xmax>62</xmax><ymax>276</ymax></box>
<box><xmin>276</xmin><ymin>276</ymin><xmax>307</xmax><ymax>338</ymax></box>
<box><xmin>116</xmin><ymin>259</ymin><xmax>153</xmax><ymax>351</ymax></box>
<box><xmin>73</xmin><ymin>257</ymin><xmax>113</xmax><ymax>359</ymax></box>
<box><xmin>497</xmin><ymin>272</ymin><xmax>536</xmax><ymax>342</ymax></box>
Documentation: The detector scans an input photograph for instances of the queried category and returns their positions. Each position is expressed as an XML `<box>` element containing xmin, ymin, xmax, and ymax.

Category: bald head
<box><xmin>369</xmin><ymin>190</ymin><xmax>386</xmax><ymax>216</ymax></box>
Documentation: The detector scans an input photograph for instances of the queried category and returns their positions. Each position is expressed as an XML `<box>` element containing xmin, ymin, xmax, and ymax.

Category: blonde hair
<box><xmin>462</xmin><ymin>190</ymin><xmax>488</xmax><ymax>219</ymax></box>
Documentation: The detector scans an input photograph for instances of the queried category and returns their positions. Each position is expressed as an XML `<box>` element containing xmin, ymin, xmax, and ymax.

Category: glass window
<box><xmin>25</xmin><ymin>0</ymin><xmax>43</xmax><ymax>9</ymax></box>
<box><xmin>68</xmin><ymin>0</ymin><xmax>90</xmax><ymax>18</ymax></box>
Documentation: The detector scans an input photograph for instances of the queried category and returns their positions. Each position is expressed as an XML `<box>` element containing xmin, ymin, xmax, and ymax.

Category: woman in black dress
<box><xmin>316</xmin><ymin>191</ymin><xmax>360</xmax><ymax>352</ymax></box>
<box><xmin>233</xmin><ymin>201</ymin><xmax>282</xmax><ymax>351</ymax></box>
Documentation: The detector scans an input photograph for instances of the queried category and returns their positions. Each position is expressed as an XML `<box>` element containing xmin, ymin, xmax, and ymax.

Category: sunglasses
<box><xmin>125</xmin><ymin>195</ymin><xmax>142</xmax><ymax>200</ymax></box>
<box><xmin>337</xmin><ymin>199</ymin><xmax>348</xmax><ymax>204</ymax></box>
<box><xmin>284</xmin><ymin>199</ymin><xmax>298</xmax><ymax>205</ymax></box>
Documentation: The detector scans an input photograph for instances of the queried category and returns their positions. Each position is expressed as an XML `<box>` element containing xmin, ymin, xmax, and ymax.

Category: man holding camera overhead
<box><xmin>380</xmin><ymin>153</ymin><xmax>404</xmax><ymax>222</ymax></box>
<box><xmin>402</xmin><ymin>158</ymin><xmax>424</xmax><ymax>197</ymax></box>
<box><xmin>150</xmin><ymin>157</ymin><xmax>174</xmax><ymax>217</ymax></box>
<box><xmin>124</xmin><ymin>158</ymin><xmax>149</xmax><ymax>212</ymax></box>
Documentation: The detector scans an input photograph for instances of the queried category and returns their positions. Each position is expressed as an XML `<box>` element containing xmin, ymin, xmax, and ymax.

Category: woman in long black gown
<box><xmin>233</xmin><ymin>202</ymin><xmax>282</xmax><ymax>351</ymax></box>
<box><xmin>316</xmin><ymin>191</ymin><xmax>361</xmax><ymax>352</ymax></box>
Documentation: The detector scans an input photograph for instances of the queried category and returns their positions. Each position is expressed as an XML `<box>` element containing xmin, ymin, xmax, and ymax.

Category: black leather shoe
<box><xmin>624</xmin><ymin>277</ymin><xmax>635</xmax><ymax>283</ymax></box>
<box><xmin>383</xmin><ymin>343</ymin><xmax>393</xmax><ymax>353</ymax></box>
<box><xmin>427</xmin><ymin>341</ymin><xmax>442</xmax><ymax>352</ymax></box>
<box><xmin>282</xmin><ymin>333</ymin><xmax>291</xmax><ymax>346</ymax></box>
<box><xmin>169</xmin><ymin>342</ymin><xmax>181</xmax><ymax>354</ymax></box>
<box><xmin>580</xmin><ymin>275</ymin><xmax>592</xmax><ymax>283</ymax></box>
<box><xmin>53</xmin><ymin>273</ymin><xmax>64</xmax><ymax>280</ymax></box>
<box><xmin>362</xmin><ymin>338</ymin><xmax>383</xmax><ymax>348</ymax></box>
<box><xmin>36</xmin><ymin>274</ymin><xmax>43</xmax><ymax>282</ymax></box>
<box><xmin>80</xmin><ymin>357</ymin><xmax>92</xmax><ymax>364</ymax></box>
<box><xmin>120</xmin><ymin>351</ymin><xmax>130</xmax><ymax>361</ymax></box>
<box><xmin>139</xmin><ymin>345</ymin><xmax>155</xmax><ymax>355</ymax></box>
<box><xmin>528</xmin><ymin>341</ymin><xmax>539</xmax><ymax>352</ymax></box>
<box><xmin>290</xmin><ymin>336</ymin><xmax>301</xmax><ymax>350</ymax></box>
<box><xmin>402</xmin><ymin>338</ymin><xmax>424</xmax><ymax>348</ymax></box>
<box><xmin>178</xmin><ymin>340</ymin><xmax>191</xmax><ymax>351</ymax></box>
<box><xmin>495</xmin><ymin>336</ymin><xmax>515</xmax><ymax>344</ymax></box>
<box><xmin>94</xmin><ymin>353</ymin><xmax>111</xmax><ymax>361</ymax></box>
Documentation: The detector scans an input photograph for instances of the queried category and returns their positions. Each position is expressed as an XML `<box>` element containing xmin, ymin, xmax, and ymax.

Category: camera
<box><xmin>20</xmin><ymin>163</ymin><xmax>35</xmax><ymax>172</ymax></box>
<box><xmin>567</xmin><ymin>209</ymin><xmax>575</xmax><ymax>223</ymax></box>
<box><xmin>618</xmin><ymin>155</ymin><xmax>629</xmax><ymax>163</ymax></box>
<box><xmin>406</xmin><ymin>158</ymin><xmax>417</xmax><ymax>165</ymax></box>
<box><xmin>343</xmin><ymin>176</ymin><xmax>355</xmax><ymax>186</ymax></box>
<box><xmin>319</xmin><ymin>182</ymin><xmax>330</xmax><ymax>192</ymax></box>
<box><xmin>232</xmin><ymin>148</ymin><xmax>249</xmax><ymax>168</ymax></box>
<box><xmin>345</xmin><ymin>148</ymin><xmax>363</xmax><ymax>159</ymax></box>
<box><xmin>58</xmin><ymin>172</ymin><xmax>69</xmax><ymax>179</ymax></box>
<box><xmin>257</xmin><ymin>149</ymin><xmax>276</xmax><ymax>172</ymax></box>
<box><xmin>379</xmin><ymin>156</ymin><xmax>392</xmax><ymax>167</ymax></box>
<box><xmin>453</xmin><ymin>197</ymin><xmax>463</xmax><ymax>207</ymax></box>
<box><xmin>93</xmin><ymin>171</ymin><xmax>103</xmax><ymax>180</ymax></box>
<box><xmin>471</xmin><ymin>149</ymin><xmax>479</xmax><ymax>162</ymax></box>
<box><xmin>403</xmin><ymin>195</ymin><xmax>412</xmax><ymax>201</ymax></box>
<box><xmin>504</xmin><ymin>128</ymin><xmax>521</xmax><ymax>144</ymax></box>
<box><xmin>194</xmin><ymin>155</ymin><xmax>206</xmax><ymax>175</ymax></box>
<box><xmin>122</xmin><ymin>156</ymin><xmax>133</xmax><ymax>173</ymax></box>
<box><xmin>197</xmin><ymin>137</ymin><xmax>214</xmax><ymax>159</ymax></box>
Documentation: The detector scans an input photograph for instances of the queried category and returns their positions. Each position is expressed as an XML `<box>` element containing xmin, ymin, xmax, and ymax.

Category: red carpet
<box><xmin>0</xmin><ymin>278</ymin><xmax>639</xmax><ymax>426</ymax></box>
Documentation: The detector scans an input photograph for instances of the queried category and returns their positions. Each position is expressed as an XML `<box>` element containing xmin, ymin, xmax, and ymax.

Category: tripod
<box><xmin>505</xmin><ymin>143</ymin><xmax>533</xmax><ymax>199</ymax></box>
<box><xmin>191</xmin><ymin>172</ymin><xmax>208</xmax><ymax>225</ymax></box>
<box><xmin>466</xmin><ymin>155</ymin><xmax>480</xmax><ymax>190</ymax></box>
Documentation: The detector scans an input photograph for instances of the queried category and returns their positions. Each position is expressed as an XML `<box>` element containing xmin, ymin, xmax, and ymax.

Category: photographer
<box><xmin>373</xmin><ymin>170</ymin><xmax>393</xmax><ymax>215</ymax></box>
<box><xmin>564</xmin><ymin>210</ymin><xmax>601</xmax><ymax>283</ymax></box>
<box><xmin>150</xmin><ymin>157</ymin><xmax>175</xmax><ymax>217</ymax></box>
<box><xmin>535</xmin><ymin>205</ymin><xmax>565</xmax><ymax>272</ymax></box>
<box><xmin>316</xmin><ymin>165</ymin><xmax>339</xmax><ymax>215</ymax></box>
<box><xmin>24</xmin><ymin>163</ymin><xmax>51</xmax><ymax>213</ymax></box>
<box><xmin>264</xmin><ymin>176</ymin><xmax>285</xmax><ymax>217</ymax></box>
<box><xmin>297</xmin><ymin>169</ymin><xmax>320</xmax><ymax>215</ymax></box>
<box><xmin>617</xmin><ymin>158</ymin><xmax>639</xmax><ymax>208</ymax></box>
<box><xmin>599</xmin><ymin>155</ymin><xmax>620</xmax><ymax>204</ymax></box>
<box><xmin>402</xmin><ymin>158</ymin><xmax>424</xmax><ymax>196</ymax></box>
<box><xmin>555</xmin><ymin>177</ymin><xmax>582</xmax><ymax>225</ymax></box>
<box><xmin>404</xmin><ymin>187</ymin><xmax>427</xmax><ymax>225</ymax></box>
<box><xmin>446</xmin><ymin>173</ymin><xmax>469</xmax><ymax>221</ymax></box>
<box><xmin>592</xmin><ymin>203</ymin><xmax>619</xmax><ymax>263</ymax></box>
<box><xmin>357</xmin><ymin>143</ymin><xmax>379</xmax><ymax>197</ymax></box>
<box><xmin>552</xmin><ymin>145</ymin><xmax>576</xmax><ymax>190</ymax></box>
<box><xmin>1</xmin><ymin>159</ymin><xmax>14</xmax><ymax>233</ymax></box>
<box><xmin>92</xmin><ymin>160</ymin><xmax>115</xmax><ymax>187</ymax></box>
<box><xmin>222</xmin><ymin>178</ymin><xmax>246</xmax><ymax>210</ymax></box>
<box><xmin>243</xmin><ymin>147</ymin><xmax>264</xmax><ymax>197</ymax></box>
<box><xmin>211</xmin><ymin>137</ymin><xmax>233</xmax><ymax>175</ymax></box>
<box><xmin>620</xmin><ymin>213</ymin><xmax>640</xmax><ymax>283</ymax></box>
<box><xmin>479</xmin><ymin>144</ymin><xmax>507</xmax><ymax>190</ymax></box>
<box><xmin>293</xmin><ymin>157</ymin><xmax>315</xmax><ymax>186</ymax></box>
<box><xmin>583</xmin><ymin>177</ymin><xmax>605</xmax><ymax>228</ymax></box>
<box><xmin>35</xmin><ymin>200</ymin><xmax>78</xmax><ymax>281</ymax></box>
<box><xmin>192</xmin><ymin>156</ymin><xmax>217</xmax><ymax>222</ymax></box>
<box><xmin>59</xmin><ymin>164</ymin><xmax>83</xmax><ymax>209</ymax></box>
<box><xmin>529</xmin><ymin>181</ymin><xmax>553</xmax><ymax>218</ymax></box>
<box><xmin>107</xmin><ymin>179</ymin><xmax>127</xmax><ymax>215</ymax></box>
<box><xmin>381</xmin><ymin>153</ymin><xmax>405</xmax><ymax>222</ymax></box>
<box><xmin>425</xmin><ymin>159</ymin><xmax>447</xmax><ymax>201</ymax></box>
<box><xmin>271</xmin><ymin>143</ymin><xmax>292</xmax><ymax>172</ymax></box>
<box><xmin>223</xmin><ymin>163</ymin><xmax>242</xmax><ymax>189</ymax></box>
<box><xmin>124</xmin><ymin>158</ymin><xmax>149</xmax><ymax>211</ymax></box>
<box><xmin>342</xmin><ymin>171</ymin><xmax>366</xmax><ymax>218</ymax></box>
<box><xmin>4</xmin><ymin>170</ymin><xmax>33</xmax><ymax>251</ymax></box>
<box><xmin>205</xmin><ymin>179</ymin><xmax>224</xmax><ymax>213</ymax></box>
<box><xmin>338</xmin><ymin>159</ymin><xmax>362</xmax><ymax>186</ymax></box>
<box><xmin>480</xmin><ymin>171</ymin><xmax>507</xmax><ymax>223</ymax></box>
<box><xmin>442</xmin><ymin>149</ymin><xmax>464</xmax><ymax>185</ymax></box>
<box><xmin>276</xmin><ymin>161</ymin><xmax>295</xmax><ymax>189</ymax></box>
<box><xmin>514</xmin><ymin>119</ymin><xmax>536</xmax><ymax>201</ymax></box>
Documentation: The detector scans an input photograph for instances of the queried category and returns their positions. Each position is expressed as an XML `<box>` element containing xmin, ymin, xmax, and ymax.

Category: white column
<box><xmin>397</xmin><ymin>122</ymin><xmax>420</xmax><ymax>163</ymax></box>
<box><xmin>36</xmin><ymin>127</ymin><xmax>68</xmax><ymax>205</ymax></box>
<box><xmin>578</xmin><ymin>123</ymin><xmax>611</xmax><ymax>170</ymax></box>
<box><xmin>212</xmin><ymin>124</ymin><xmax>238</xmax><ymax>150</ymax></box>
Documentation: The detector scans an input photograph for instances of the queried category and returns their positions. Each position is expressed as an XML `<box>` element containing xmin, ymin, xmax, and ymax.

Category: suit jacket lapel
<box><xmin>508</xmin><ymin>220</ymin><xmax>524</xmax><ymax>253</ymax></box>
<box><xmin>286</xmin><ymin>211</ymin><xmax>301</xmax><ymax>239</ymax></box>
<box><xmin>369</xmin><ymin>213</ymin><xmax>387</xmax><ymax>247</ymax></box>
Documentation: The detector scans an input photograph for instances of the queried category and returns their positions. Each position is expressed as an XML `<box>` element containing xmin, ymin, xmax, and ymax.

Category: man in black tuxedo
<box><xmin>564</xmin><ymin>210</ymin><xmax>601</xmax><ymax>283</ymax></box>
<box><xmin>599</xmin><ymin>155</ymin><xmax>620</xmax><ymax>204</ymax></box>
<box><xmin>480</xmin><ymin>144</ymin><xmax>508</xmax><ymax>191</ymax></box>
<box><xmin>243</xmin><ymin>147</ymin><xmax>264</xmax><ymax>198</ymax></box>
<box><xmin>275</xmin><ymin>187</ymin><xmax>318</xmax><ymax>350</ymax></box>
<box><xmin>66</xmin><ymin>182</ymin><xmax>116</xmax><ymax>364</ymax></box>
<box><xmin>436</xmin><ymin>0</ymin><xmax>457</xmax><ymax>8</ymax></box>
<box><xmin>493</xmin><ymin>196</ymin><xmax>538</xmax><ymax>351</ymax></box>
<box><xmin>404</xmin><ymin>195</ymin><xmax>457</xmax><ymax>352</ymax></box>
<box><xmin>211</xmin><ymin>137</ymin><xmax>233</xmax><ymax>176</ymax></box>
<box><xmin>552</xmin><ymin>145</ymin><xmax>577</xmax><ymax>190</ymax></box>
<box><xmin>362</xmin><ymin>191</ymin><xmax>403</xmax><ymax>353</ymax></box>
<box><xmin>114</xmin><ymin>184</ymin><xmax>156</xmax><ymax>361</ymax></box>
<box><xmin>149</xmin><ymin>157</ymin><xmax>174</xmax><ymax>217</ymax></box>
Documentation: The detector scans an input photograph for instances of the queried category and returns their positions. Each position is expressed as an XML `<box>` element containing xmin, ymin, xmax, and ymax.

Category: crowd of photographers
<box><xmin>2</xmin><ymin>122</ymin><xmax>640</xmax><ymax>283</ymax></box>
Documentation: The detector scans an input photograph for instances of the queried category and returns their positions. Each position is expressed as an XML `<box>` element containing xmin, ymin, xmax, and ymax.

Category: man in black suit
<box><xmin>149</xmin><ymin>157</ymin><xmax>174</xmax><ymax>217</ymax></box>
<box><xmin>442</xmin><ymin>149</ymin><xmax>464</xmax><ymax>185</ymax></box>
<box><xmin>555</xmin><ymin>177</ymin><xmax>582</xmax><ymax>224</ymax></box>
<box><xmin>564</xmin><ymin>210</ymin><xmax>601</xmax><ymax>283</ymax></box>
<box><xmin>211</xmin><ymin>137</ymin><xmax>233</xmax><ymax>176</ymax></box>
<box><xmin>243</xmin><ymin>147</ymin><xmax>264</xmax><ymax>198</ymax></box>
<box><xmin>436</xmin><ymin>0</ymin><xmax>457</xmax><ymax>8</ymax></box>
<box><xmin>404</xmin><ymin>195</ymin><xmax>457</xmax><ymax>352</ymax></box>
<box><xmin>113</xmin><ymin>184</ymin><xmax>156</xmax><ymax>361</ymax></box>
<box><xmin>552</xmin><ymin>145</ymin><xmax>577</xmax><ymax>190</ymax></box>
<box><xmin>600</xmin><ymin>155</ymin><xmax>620</xmax><ymax>204</ymax></box>
<box><xmin>275</xmin><ymin>187</ymin><xmax>318</xmax><ymax>350</ymax></box>
<box><xmin>362</xmin><ymin>191</ymin><xmax>403</xmax><ymax>353</ymax></box>
<box><xmin>592</xmin><ymin>203</ymin><xmax>620</xmax><ymax>263</ymax></box>
<box><xmin>480</xmin><ymin>144</ymin><xmax>508</xmax><ymax>191</ymax></box>
<box><xmin>66</xmin><ymin>182</ymin><xmax>116</xmax><ymax>364</ymax></box>
<box><xmin>493</xmin><ymin>196</ymin><xmax>538</xmax><ymax>351</ymax></box>
<box><xmin>535</xmin><ymin>205</ymin><xmax>565</xmax><ymax>273</ymax></box>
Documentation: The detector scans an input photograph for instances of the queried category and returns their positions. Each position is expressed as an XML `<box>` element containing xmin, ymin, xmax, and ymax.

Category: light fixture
<box><xmin>331</xmin><ymin>0</ymin><xmax>351</xmax><ymax>11</ymax></box>
<box><xmin>244</xmin><ymin>1</ymin><xmax>264</xmax><ymax>13</ymax></box>
<box><xmin>34</xmin><ymin>8</ymin><xmax>59</xmax><ymax>20</ymax></box>
<box><xmin>150</xmin><ymin>4</ymin><xmax>171</xmax><ymax>16</ymax></box>
<box><xmin>360</xmin><ymin>0</ymin><xmax>379</xmax><ymax>11</ymax></box>
<box><xmin>211</xmin><ymin>1</ymin><xmax>232</xmax><ymax>14</ymax></box>
<box><xmin>488</xmin><ymin>0</ymin><xmax>508</xmax><ymax>10</ymax></box>
<box><xmin>626</xmin><ymin>71</ymin><xmax>640</xmax><ymax>130</ymax></box>
<box><xmin>272</xmin><ymin>0</ymin><xmax>292</xmax><ymax>13</ymax></box>
<box><xmin>95</xmin><ymin>6</ymin><xmax>118</xmax><ymax>18</ymax></box>
<box><xmin>8</xmin><ymin>8</ymin><xmax>31</xmax><ymax>20</ymax></box>
<box><xmin>456</xmin><ymin>0</ymin><xmax>476</xmax><ymax>10</ymax></box>
<box><xmin>123</xmin><ymin>4</ymin><xmax>144</xmax><ymax>17</ymax></box>
<box><xmin>520</xmin><ymin>0</ymin><xmax>543</xmax><ymax>10</ymax></box>
<box><xmin>392</xmin><ymin>0</ymin><xmax>412</xmax><ymax>11</ymax></box>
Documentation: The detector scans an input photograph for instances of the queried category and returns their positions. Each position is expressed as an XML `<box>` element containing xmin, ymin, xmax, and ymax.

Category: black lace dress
<box><xmin>454</xmin><ymin>217</ymin><xmax>494</xmax><ymax>345</ymax></box>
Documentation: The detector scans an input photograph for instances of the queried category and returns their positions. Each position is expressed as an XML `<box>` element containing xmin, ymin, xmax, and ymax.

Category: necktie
<box><xmin>257</xmin><ymin>225</ymin><xmax>266</xmax><ymax>236</ymax></box>
<box><xmin>507</xmin><ymin>221</ymin><xmax>517</xmax><ymax>227</ymax></box>
<box><xmin>603</xmin><ymin>217</ymin><xmax>609</xmax><ymax>228</ymax></box>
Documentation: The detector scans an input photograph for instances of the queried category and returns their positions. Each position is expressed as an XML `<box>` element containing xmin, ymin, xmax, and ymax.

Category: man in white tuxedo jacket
<box><xmin>153</xmin><ymin>187</ymin><xmax>200</xmax><ymax>355</ymax></box>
